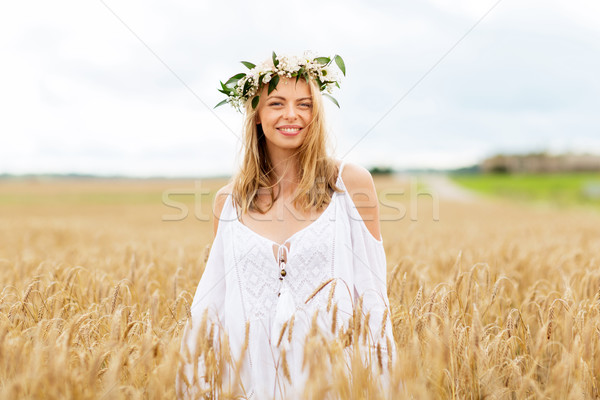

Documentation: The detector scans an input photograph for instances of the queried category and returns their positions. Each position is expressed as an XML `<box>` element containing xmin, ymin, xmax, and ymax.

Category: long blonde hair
<box><xmin>232</xmin><ymin>77</ymin><xmax>342</xmax><ymax>215</ymax></box>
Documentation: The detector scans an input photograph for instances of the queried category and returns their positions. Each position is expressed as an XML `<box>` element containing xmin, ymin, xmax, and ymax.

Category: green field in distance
<box><xmin>449</xmin><ymin>172</ymin><xmax>600</xmax><ymax>209</ymax></box>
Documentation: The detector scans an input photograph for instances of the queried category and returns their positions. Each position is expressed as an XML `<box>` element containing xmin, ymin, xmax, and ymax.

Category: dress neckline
<box><xmin>234</xmin><ymin>191</ymin><xmax>338</xmax><ymax>247</ymax></box>
<box><xmin>230</xmin><ymin>160</ymin><xmax>345</xmax><ymax>247</ymax></box>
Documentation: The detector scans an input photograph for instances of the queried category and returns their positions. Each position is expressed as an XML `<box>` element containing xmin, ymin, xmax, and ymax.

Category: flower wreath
<box><xmin>215</xmin><ymin>50</ymin><xmax>346</xmax><ymax>113</ymax></box>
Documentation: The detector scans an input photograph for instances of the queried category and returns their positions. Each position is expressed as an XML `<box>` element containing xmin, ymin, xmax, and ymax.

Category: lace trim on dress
<box><xmin>227</xmin><ymin>160</ymin><xmax>345</xmax><ymax>322</ymax></box>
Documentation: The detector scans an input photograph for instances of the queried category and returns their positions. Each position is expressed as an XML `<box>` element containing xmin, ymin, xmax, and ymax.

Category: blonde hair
<box><xmin>232</xmin><ymin>77</ymin><xmax>342</xmax><ymax>216</ymax></box>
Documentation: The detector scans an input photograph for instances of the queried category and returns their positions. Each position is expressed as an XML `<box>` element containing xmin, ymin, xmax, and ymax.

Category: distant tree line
<box><xmin>480</xmin><ymin>152</ymin><xmax>600</xmax><ymax>174</ymax></box>
<box><xmin>368</xmin><ymin>166</ymin><xmax>394</xmax><ymax>175</ymax></box>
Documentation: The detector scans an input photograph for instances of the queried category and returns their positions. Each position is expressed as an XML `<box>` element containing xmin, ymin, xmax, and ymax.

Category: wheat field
<box><xmin>1</xmin><ymin>175</ymin><xmax>599</xmax><ymax>399</ymax></box>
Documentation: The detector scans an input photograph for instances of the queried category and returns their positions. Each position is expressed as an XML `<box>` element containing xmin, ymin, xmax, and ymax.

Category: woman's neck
<box><xmin>266</xmin><ymin>150</ymin><xmax>300</xmax><ymax>198</ymax></box>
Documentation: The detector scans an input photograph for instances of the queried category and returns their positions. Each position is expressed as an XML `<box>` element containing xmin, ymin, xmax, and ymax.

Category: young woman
<box><xmin>177</xmin><ymin>51</ymin><xmax>395</xmax><ymax>399</ymax></box>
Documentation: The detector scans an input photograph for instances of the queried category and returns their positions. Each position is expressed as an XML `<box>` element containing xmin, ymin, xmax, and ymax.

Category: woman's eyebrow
<box><xmin>266</xmin><ymin>96</ymin><xmax>312</xmax><ymax>101</ymax></box>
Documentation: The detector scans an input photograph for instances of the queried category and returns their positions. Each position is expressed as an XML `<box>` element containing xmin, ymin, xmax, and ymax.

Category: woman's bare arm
<box><xmin>341</xmin><ymin>162</ymin><xmax>382</xmax><ymax>241</ymax></box>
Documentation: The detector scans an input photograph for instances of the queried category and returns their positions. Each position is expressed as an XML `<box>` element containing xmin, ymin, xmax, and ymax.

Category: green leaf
<box><xmin>241</xmin><ymin>61</ymin><xmax>256</xmax><ymax>69</ymax></box>
<box><xmin>272</xmin><ymin>51</ymin><xmax>279</xmax><ymax>67</ymax></box>
<box><xmin>268</xmin><ymin>74</ymin><xmax>280</xmax><ymax>95</ymax></box>
<box><xmin>322</xmin><ymin>93</ymin><xmax>340</xmax><ymax>108</ymax></box>
<box><xmin>252</xmin><ymin>95</ymin><xmax>260</xmax><ymax>109</ymax></box>
<box><xmin>242</xmin><ymin>79</ymin><xmax>252</xmax><ymax>96</ymax></box>
<box><xmin>218</xmin><ymin>81</ymin><xmax>231</xmax><ymax>94</ymax></box>
<box><xmin>334</xmin><ymin>54</ymin><xmax>346</xmax><ymax>76</ymax></box>
<box><xmin>314</xmin><ymin>57</ymin><xmax>330</xmax><ymax>65</ymax></box>
<box><xmin>295</xmin><ymin>67</ymin><xmax>304</xmax><ymax>84</ymax></box>
<box><xmin>225</xmin><ymin>73</ymin><xmax>246</xmax><ymax>86</ymax></box>
<box><xmin>214</xmin><ymin>99</ymin><xmax>228</xmax><ymax>108</ymax></box>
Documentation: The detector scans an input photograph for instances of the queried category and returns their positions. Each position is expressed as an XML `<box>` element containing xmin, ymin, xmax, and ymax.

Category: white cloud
<box><xmin>1</xmin><ymin>0</ymin><xmax>599</xmax><ymax>176</ymax></box>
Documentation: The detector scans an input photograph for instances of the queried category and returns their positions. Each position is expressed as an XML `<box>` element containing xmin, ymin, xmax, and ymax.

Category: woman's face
<box><xmin>255</xmin><ymin>76</ymin><xmax>313</xmax><ymax>154</ymax></box>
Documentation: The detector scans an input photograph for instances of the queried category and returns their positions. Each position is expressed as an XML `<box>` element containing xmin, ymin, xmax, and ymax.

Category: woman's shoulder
<box><xmin>336</xmin><ymin>160</ymin><xmax>382</xmax><ymax>241</ymax></box>
<box><xmin>337</xmin><ymin>160</ymin><xmax>374</xmax><ymax>188</ymax></box>
<box><xmin>213</xmin><ymin>182</ymin><xmax>235</xmax><ymax>236</ymax></box>
<box><xmin>215</xmin><ymin>181</ymin><xmax>234</xmax><ymax>196</ymax></box>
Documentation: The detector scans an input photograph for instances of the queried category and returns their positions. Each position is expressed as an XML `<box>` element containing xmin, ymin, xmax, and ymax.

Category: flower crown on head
<box><xmin>215</xmin><ymin>50</ymin><xmax>346</xmax><ymax>113</ymax></box>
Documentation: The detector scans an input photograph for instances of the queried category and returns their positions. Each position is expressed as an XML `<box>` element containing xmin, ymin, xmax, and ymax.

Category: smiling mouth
<box><xmin>277</xmin><ymin>127</ymin><xmax>302</xmax><ymax>133</ymax></box>
<box><xmin>277</xmin><ymin>127</ymin><xmax>303</xmax><ymax>135</ymax></box>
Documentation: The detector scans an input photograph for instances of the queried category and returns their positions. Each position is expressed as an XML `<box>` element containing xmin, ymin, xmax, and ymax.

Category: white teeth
<box><xmin>279</xmin><ymin>128</ymin><xmax>300</xmax><ymax>133</ymax></box>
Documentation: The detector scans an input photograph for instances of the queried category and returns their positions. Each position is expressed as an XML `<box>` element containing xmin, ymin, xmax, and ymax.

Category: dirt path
<box><xmin>394</xmin><ymin>173</ymin><xmax>483</xmax><ymax>203</ymax></box>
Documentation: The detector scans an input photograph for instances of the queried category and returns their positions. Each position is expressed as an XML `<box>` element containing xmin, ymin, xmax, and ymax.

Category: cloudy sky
<box><xmin>1</xmin><ymin>0</ymin><xmax>599</xmax><ymax>177</ymax></box>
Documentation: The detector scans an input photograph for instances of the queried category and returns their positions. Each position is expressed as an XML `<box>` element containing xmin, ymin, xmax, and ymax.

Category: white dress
<box><xmin>177</xmin><ymin>161</ymin><xmax>395</xmax><ymax>399</ymax></box>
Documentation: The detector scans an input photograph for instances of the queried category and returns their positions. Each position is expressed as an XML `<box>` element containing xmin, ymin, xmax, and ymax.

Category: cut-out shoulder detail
<box><xmin>336</xmin><ymin>158</ymin><xmax>346</xmax><ymax>177</ymax></box>
<box><xmin>213</xmin><ymin>182</ymin><xmax>234</xmax><ymax>236</ymax></box>
<box><xmin>338</xmin><ymin>162</ymin><xmax>382</xmax><ymax>242</ymax></box>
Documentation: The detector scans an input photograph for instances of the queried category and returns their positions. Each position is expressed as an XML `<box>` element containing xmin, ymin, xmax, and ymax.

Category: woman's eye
<box><xmin>269</xmin><ymin>102</ymin><xmax>282</xmax><ymax>106</ymax></box>
<box><xmin>300</xmin><ymin>103</ymin><xmax>312</xmax><ymax>108</ymax></box>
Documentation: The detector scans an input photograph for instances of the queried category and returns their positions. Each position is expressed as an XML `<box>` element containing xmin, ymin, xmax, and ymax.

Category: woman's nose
<box><xmin>283</xmin><ymin>104</ymin><xmax>297</xmax><ymax>119</ymax></box>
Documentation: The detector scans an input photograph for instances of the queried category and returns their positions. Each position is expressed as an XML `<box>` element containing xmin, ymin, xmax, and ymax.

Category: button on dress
<box><xmin>177</xmin><ymin>160</ymin><xmax>396</xmax><ymax>399</ymax></box>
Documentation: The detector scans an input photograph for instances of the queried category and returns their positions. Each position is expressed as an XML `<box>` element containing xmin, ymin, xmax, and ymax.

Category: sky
<box><xmin>1</xmin><ymin>0</ymin><xmax>599</xmax><ymax>177</ymax></box>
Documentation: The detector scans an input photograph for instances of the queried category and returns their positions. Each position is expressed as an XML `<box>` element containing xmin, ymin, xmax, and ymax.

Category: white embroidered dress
<box><xmin>177</xmin><ymin>161</ymin><xmax>395</xmax><ymax>399</ymax></box>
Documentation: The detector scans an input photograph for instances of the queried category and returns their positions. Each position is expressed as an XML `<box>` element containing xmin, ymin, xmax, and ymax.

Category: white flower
<box><xmin>260</xmin><ymin>59</ymin><xmax>274</xmax><ymax>70</ymax></box>
<box><xmin>305</xmin><ymin>61</ymin><xmax>320</xmax><ymax>74</ymax></box>
<box><xmin>302</xmin><ymin>50</ymin><xmax>316</xmax><ymax>61</ymax></box>
<box><xmin>319</xmin><ymin>66</ymin><xmax>338</xmax><ymax>82</ymax></box>
<box><xmin>218</xmin><ymin>52</ymin><xmax>344</xmax><ymax>113</ymax></box>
